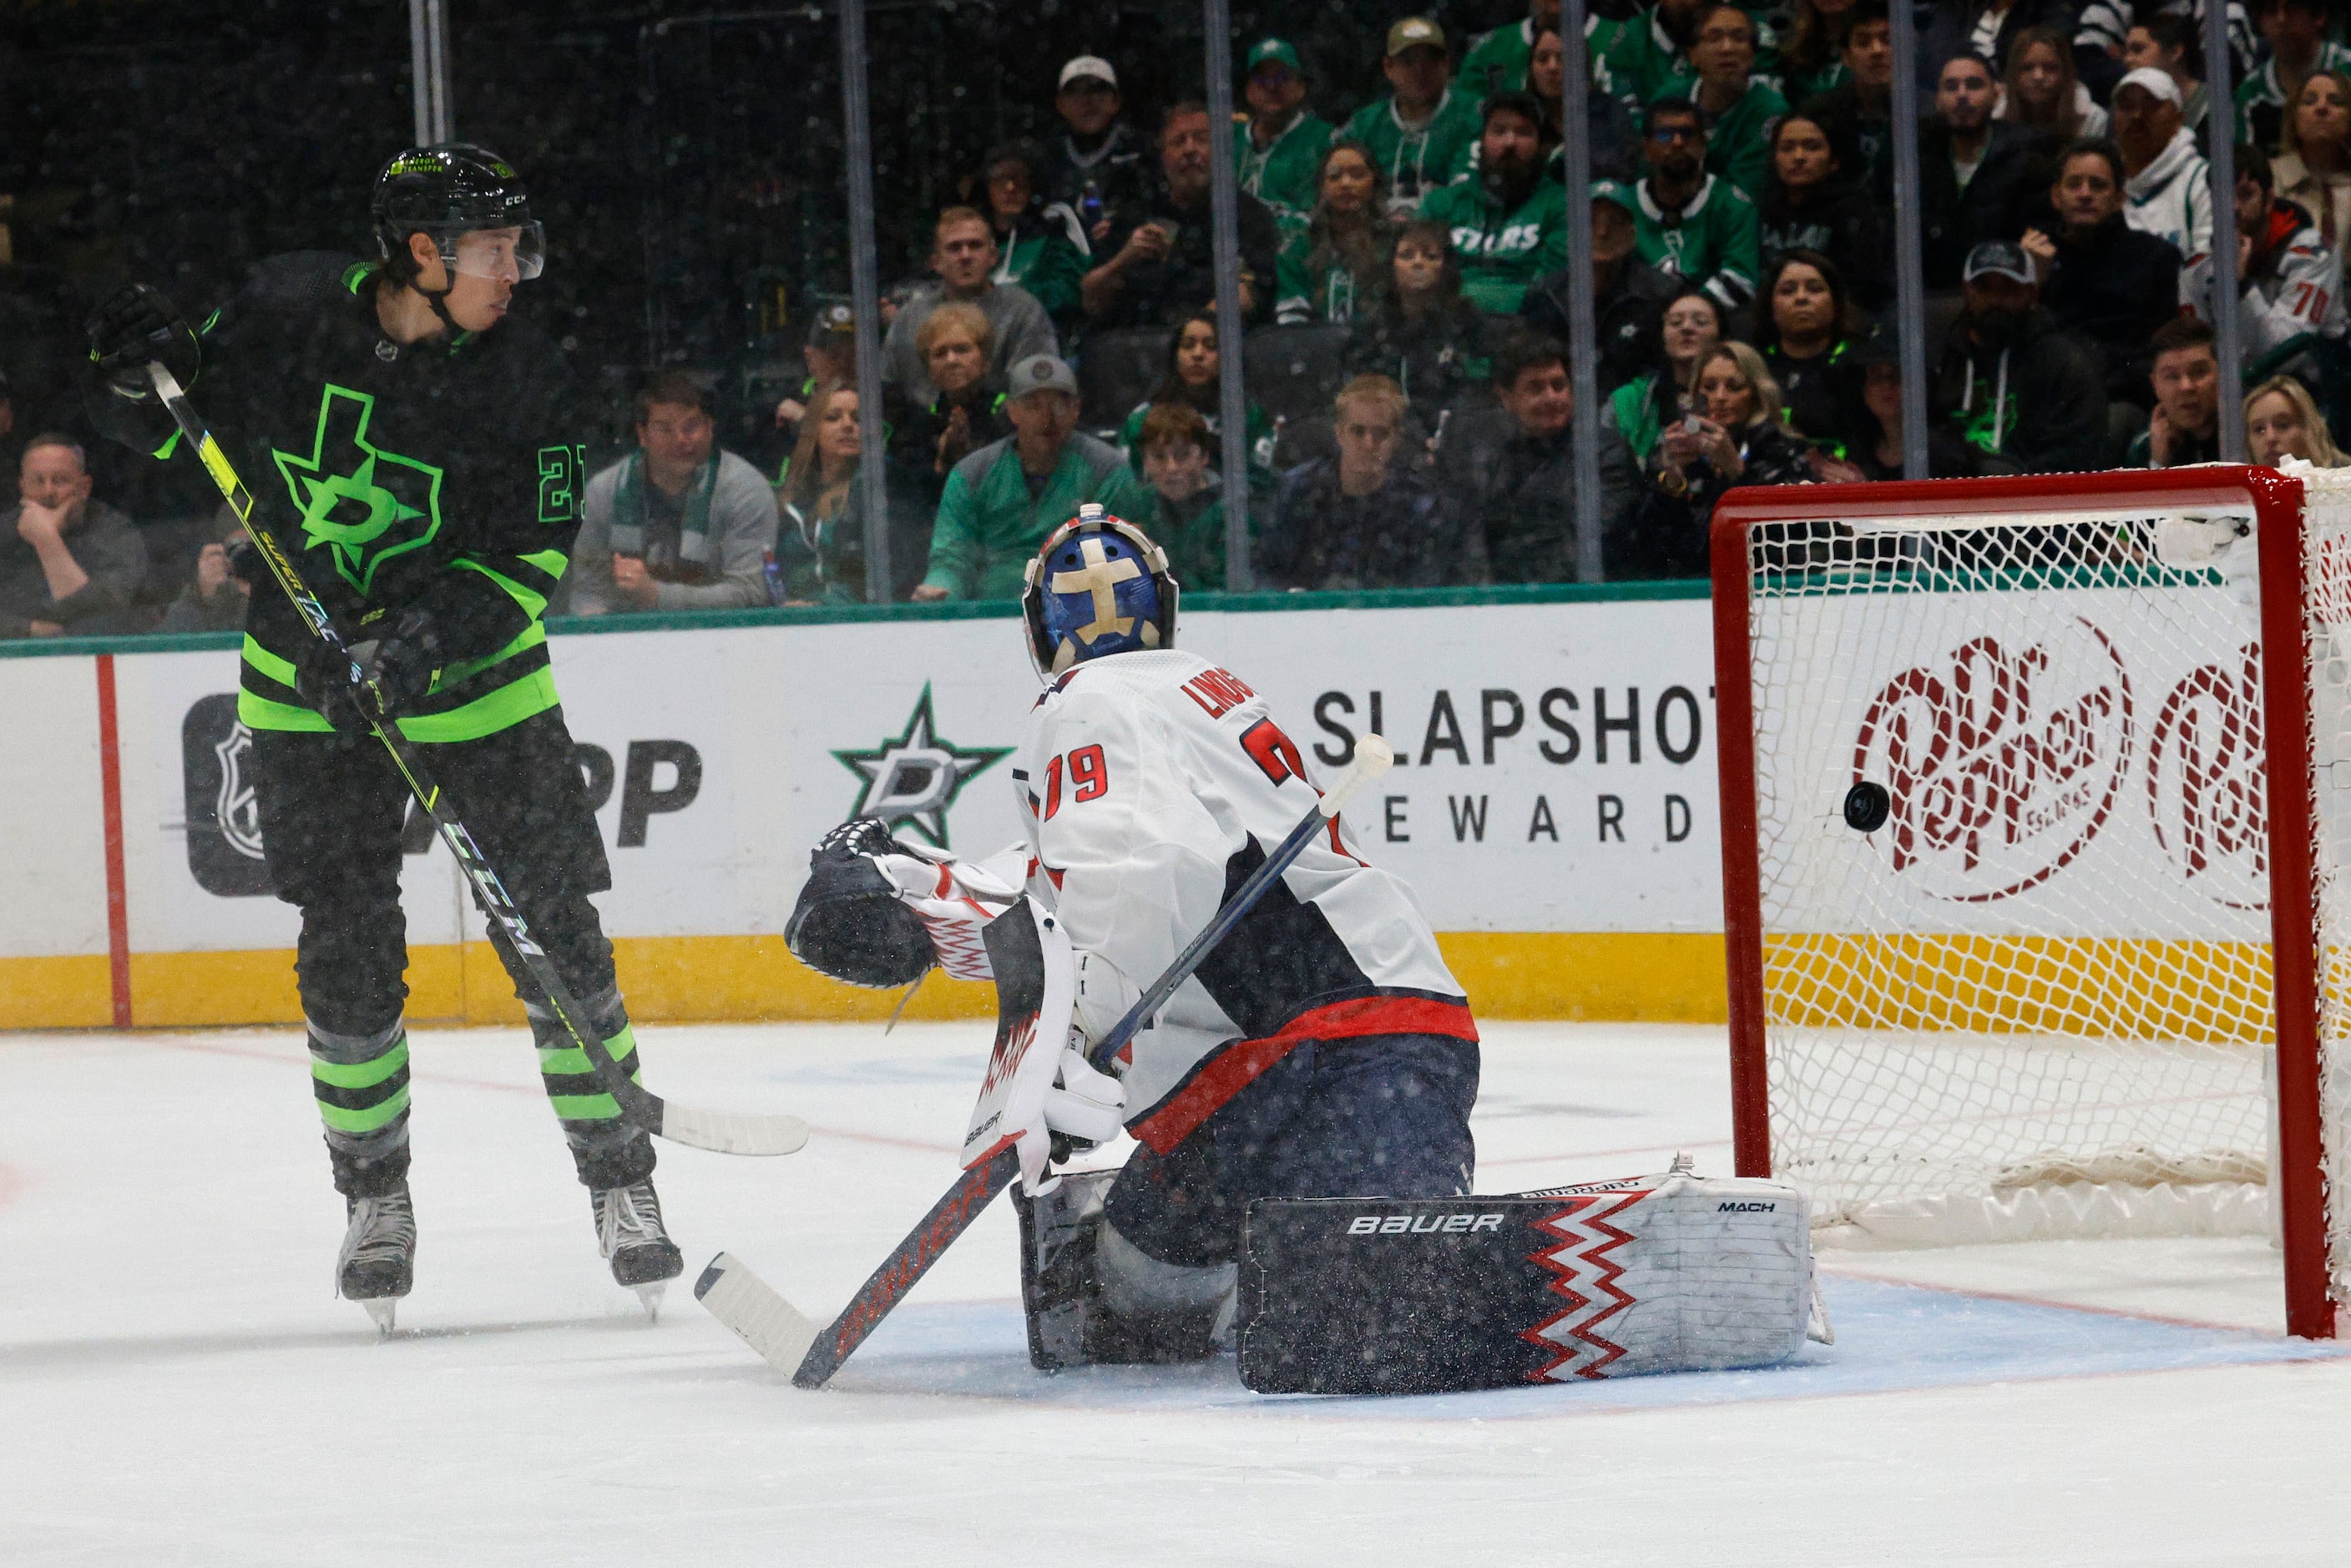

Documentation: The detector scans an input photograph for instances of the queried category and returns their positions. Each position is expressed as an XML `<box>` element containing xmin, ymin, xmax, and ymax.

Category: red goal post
<box><xmin>1708</xmin><ymin>466</ymin><xmax>2338</xmax><ymax>1339</ymax></box>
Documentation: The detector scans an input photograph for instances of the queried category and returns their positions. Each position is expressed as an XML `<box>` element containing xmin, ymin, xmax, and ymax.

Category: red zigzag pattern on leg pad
<box><xmin>1519</xmin><ymin>1191</ymin><xmax>1650</xmax><ymax>1381</ymax></box>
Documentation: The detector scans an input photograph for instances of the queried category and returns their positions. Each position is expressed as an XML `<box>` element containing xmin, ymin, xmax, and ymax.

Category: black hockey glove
<box><xmin>294</xmin><ymin>639</ymin><xmax>372</xmax><ymax>746</ymax></box>
<box><xmin>292</xmin><ymin>608</ymin><xmax>443</xmax><ymax>746</ymax></box>
<box><xmin>785</xmin><ymin>817</ymin><xmax>938</xmax><ymax>988</ymax></box>
<box><xmin>359</xmin><ymin>607</ymin><xmax>444</xmax><ymax>716</ymax></box>
<box><xmin>86</xmin><ymin>282</ymin><xmax>201</xmax><ymax>402</ymax></box>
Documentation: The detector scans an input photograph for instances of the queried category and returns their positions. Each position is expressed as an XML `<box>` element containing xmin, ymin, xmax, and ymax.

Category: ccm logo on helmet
<box><xmin>1347</xmin><ymin>1213</ymin><xmax>1506</xmax><ymax>1235</ymax></box>
<box><xmin>1717</xmin><ymin>1201</ymin><xmax>1777</xmax><ymax>1212</ymax></box>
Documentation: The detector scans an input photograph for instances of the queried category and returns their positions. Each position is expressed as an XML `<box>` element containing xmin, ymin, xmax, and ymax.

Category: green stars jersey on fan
<box><xmin>1418</xmin><ymin>177</ymin><xmax>1569</xmax><ymax>315</ymax></box>
<box><xmin>1600</xmin><ymin>9</ymin><xmax>1696</xmax><ymax>108</ymax></box>
<box><xmin>1602</xmin><ymin>5</ymin><xmax>1781</xmax><ymax>110</ymax></box>
<box><xmin>1459</xmin><ymin>14</ymin><xmax>1625</xmax><ymax>96</ymax></box>
<box><xmin>94</xmin><ymin>253</ymin><xmax>587</xmax><ymax>744</ymax></box>
<box><xmin>1234</xmin><ymin>113</ymin><xmax>1336</xmax><ymax>232</ymax></box>
<box><xmin>1342</xmin><ymin>89</ymin><xmax>1486</xmax><ymax>216</ymax></box>
<box><xmin>1275</xmin><ymin>225</ymin><xmax>1391</xmax><ymax>323</ymax></box>
<box><xmin>1461</xmin><ymin>18</ymin><xmax>1532</xmax><ymax>96</ymax></box>
<box><xmin>993</xmin><ymin>208</ymin><xmax>1090</xmax><ymax>322</ymax></box>
<box><xmin>1629</xmin><ymin>174</ymin><xmax>1762</xmax><ymax>311</ymax></box>
<box><xmin>921</xmin><ymin>432</ymin><xmax>1150</xmax><ymax>600</ymax></box>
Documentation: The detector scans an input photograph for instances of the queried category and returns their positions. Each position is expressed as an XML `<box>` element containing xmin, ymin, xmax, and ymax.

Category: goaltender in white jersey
<box><xmin>783</xmin><ymin>505</ymin><xmax>1481</xmax><ymax>1368</ymax></box>
<box><xmin>1014</xmin><ymin>641</ymin><xmax>1473</xmax><ymax>1153</ymax></box>
<box><xmin>996</xmin><ymin>506</ymin><xmax>1479</xmax><ymax>1366</ymax></box>
<box><xmin>774</xmin><ymin>508</ymin><xmax>1818</xmax><ymax>1389</ymax></box>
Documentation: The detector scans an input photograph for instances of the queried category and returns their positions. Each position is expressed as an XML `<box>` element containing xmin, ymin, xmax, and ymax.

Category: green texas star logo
<box><xmin>272</xmin><ymin>384</ymin><xmax>444</xmax><ymax>595</ymax></box>
<box><xmin>833</xmin><ymin>684</ymin><xmax>1009</xmax><ymax>848</ymax></box>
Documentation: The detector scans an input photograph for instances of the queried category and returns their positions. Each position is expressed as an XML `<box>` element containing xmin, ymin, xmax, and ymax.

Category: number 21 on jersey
<box><xmin>536</xmin><ymin>443</ymin><xmax>589</xmax><ymax>523</ymax></box>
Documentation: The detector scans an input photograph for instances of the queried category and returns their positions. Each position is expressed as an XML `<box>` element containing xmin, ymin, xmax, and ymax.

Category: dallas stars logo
<box><xmin>271</xmin><ymin>384</ymin><xmax>444</xmax><ymax>596</ymax></box>
<box><xmin>833</xmin><ymin>684</ymin><xmax>1009</xmax><ymax>848</ymax></box>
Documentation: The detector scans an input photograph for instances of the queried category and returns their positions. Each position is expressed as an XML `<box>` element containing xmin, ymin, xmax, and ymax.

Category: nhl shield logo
<box><xmin>182</xmin><ymin>694</ymin><xmax>274</xmax><ymax>897</ymax></box>
<box><xmin>213</xmin><ymin>721</ymin><xmax>265</xmax><ymax>861</ymax></box>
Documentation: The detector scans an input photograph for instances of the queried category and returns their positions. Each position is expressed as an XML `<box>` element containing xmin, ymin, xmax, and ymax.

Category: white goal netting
<box><xmin>1731</xmin><ymin>468</ymin><xmax>2348</xmax><ymax>1309</ymax></box>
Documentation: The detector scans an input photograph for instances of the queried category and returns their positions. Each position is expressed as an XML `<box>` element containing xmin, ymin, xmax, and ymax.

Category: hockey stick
<box><xmin>145</xmin><ymin>361</ymin><xmax>808</xmax><ymax>1157</ymax></box>
<box><xmin>697</xmin><ymin>735</ymin><xmax>1398</xmax><ymax>1386</ymax></box>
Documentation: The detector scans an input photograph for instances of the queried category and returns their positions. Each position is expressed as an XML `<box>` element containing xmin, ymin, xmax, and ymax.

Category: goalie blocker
<box><xmin>1235</xmin><ymin>1162</ymin><xmax>1825</xmax><ymax>1395</ymax></box>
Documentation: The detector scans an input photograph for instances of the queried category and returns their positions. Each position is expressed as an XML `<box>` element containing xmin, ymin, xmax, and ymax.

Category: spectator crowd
<box><xmin>12</xmin><ymin>0</ymin><xmax>2351</xmax><ymax>632</ymax></box>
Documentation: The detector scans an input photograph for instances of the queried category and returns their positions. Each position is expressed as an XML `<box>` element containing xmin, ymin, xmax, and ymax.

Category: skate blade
<box><xmin>634</xmin><ymin>1282</ymin><xmax>666</xmax><ymax>1322</ymax></box>
<box><xmin>362</xmin><ymin>1297</ymin><xmax>397</xmax><ymax>1336</ymax></box>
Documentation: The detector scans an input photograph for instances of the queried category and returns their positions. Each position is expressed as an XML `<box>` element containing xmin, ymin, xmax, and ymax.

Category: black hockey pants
<box><xmin>251</xmin><ymin>709</ymin><xmax>654</xmax><ymax>1197</ymax></box>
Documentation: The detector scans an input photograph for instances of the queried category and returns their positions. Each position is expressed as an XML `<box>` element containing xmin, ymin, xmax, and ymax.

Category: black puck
<box><xmin>1843</xmin><ymin>780</ymin><xmax>1891</xmax><ymax>833</ymax></box>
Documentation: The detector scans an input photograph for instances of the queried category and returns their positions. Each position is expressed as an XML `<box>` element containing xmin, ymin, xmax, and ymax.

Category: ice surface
<box><xmin>4</xmin><ymin>1020</ymin><xmax>2348</xmax><ymax>1565</ymax></box>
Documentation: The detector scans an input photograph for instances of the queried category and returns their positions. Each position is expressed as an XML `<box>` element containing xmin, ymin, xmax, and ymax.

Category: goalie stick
<box><xmin>697</xmin><ymin>736</ymin><xmax>1398</xmax><ymax>1387</ymax></box>
<box><xmin>145</xmin><ymin>361</ymin><xmax>808</xmax><ymax>1158</ymax></box>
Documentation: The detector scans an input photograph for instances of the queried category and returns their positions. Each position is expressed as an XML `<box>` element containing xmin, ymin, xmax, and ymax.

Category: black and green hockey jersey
<box><xmin>94</xmin><ymin>252</ymin><xmax>585</xmax><ymax>744</ymax></box>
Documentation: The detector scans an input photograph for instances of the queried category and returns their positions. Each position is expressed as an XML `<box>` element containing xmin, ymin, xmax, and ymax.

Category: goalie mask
<box><xmin>1020</xmin><ymin>505</ymin><xmax>1180</xmax><ymax>677</ymax></box>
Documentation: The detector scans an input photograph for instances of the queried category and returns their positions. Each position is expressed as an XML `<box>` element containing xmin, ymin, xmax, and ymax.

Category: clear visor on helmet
<box><xmin>446</xmin><ymin>222</ymin><xmax>547</xmax><ymax>281</ymax></box>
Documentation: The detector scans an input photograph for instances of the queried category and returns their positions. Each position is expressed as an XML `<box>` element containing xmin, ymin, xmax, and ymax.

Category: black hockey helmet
<box><xmin>371</xmin><ymin>144</ymin><xmax>545</xmax><ymax>284</ymax></box>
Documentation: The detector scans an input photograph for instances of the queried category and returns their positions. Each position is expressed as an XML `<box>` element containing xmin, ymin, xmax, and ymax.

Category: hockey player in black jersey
<box><xmin>85</xmin><ymin>145</ymin><xmax>682</xmax><ymax>1329</ymax></box>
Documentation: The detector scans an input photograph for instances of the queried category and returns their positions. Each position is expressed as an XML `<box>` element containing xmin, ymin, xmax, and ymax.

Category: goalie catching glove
<box><xmin>785</xmin><ymin>817</ymin><xmax>1023</xmax><ymax>987</ymax></box>
<box><xmin>788</xmin><ymin>819</ymin><xmax>1126</xmax><ymax>1183</ymax></box>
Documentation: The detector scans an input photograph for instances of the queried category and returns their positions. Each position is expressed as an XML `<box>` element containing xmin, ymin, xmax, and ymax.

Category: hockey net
<box><xmin>1710</xmin><ymin>465</ymin><xmax>2346</xmax><ymax>1337</ymax></box>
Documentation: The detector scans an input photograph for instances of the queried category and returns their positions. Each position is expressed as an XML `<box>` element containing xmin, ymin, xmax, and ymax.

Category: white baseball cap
<box><xmin>1059</xmin><ymin>56</ymin><xmax>1118</xmax><ymax>90</ymax></box>
<box><xmin>2114</xmin><ymin>65</ymin><xmax>2182</xmax><ymax>107</ymax></box>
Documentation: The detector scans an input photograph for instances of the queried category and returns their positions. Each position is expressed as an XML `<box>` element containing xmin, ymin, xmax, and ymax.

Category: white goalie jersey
<box><xmin>1009</xmin><ymin>648</ymin><xmax>1475</xmax><ymax>1151</ymax></box>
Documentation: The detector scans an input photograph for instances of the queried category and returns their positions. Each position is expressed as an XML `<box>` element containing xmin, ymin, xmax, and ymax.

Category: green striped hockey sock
<box><xmin>309</xmin><ymin>1015</ymin><xmax>412</xmax><ymax>1197</ymax></box>
<box><xmin>526</xmin><ymin>985</ymin><xmax>655</xmax><ymax>1188</ymax></box>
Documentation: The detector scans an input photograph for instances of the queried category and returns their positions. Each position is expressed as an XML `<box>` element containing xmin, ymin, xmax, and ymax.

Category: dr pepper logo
<box><xmin>1852</xmin><ymin>623</ymin><xmax>2131</xmax><ymax>902</ymax></box>
<box><xmin>1853</xmin><ymin>624</ymin><xmax>2278</xmax><ymax>908</ymax></box>
<box><xmin>2147</xmin><ymin>645</ymin><xmax>2268</xmax><ymax>908</ymax></box>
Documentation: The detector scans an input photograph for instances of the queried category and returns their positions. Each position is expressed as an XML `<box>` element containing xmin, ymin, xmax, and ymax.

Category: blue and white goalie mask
<box><xmin>1020</xmin><ymin>504</ymin><xmax>1181</xmax><ymax>676</ymax></box>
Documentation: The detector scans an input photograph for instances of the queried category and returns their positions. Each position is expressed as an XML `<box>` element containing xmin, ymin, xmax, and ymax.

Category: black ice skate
<box><xmin>336</xmin><ymin>1184</ymin><xmax>416</xmax><ymax>1336</ymax></box>
<box><xmin>593</xmin><ymin>1179</ymin><xmax>683</xmax><ymax>1318</ymax></box>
